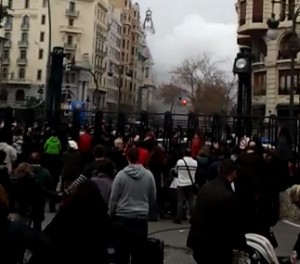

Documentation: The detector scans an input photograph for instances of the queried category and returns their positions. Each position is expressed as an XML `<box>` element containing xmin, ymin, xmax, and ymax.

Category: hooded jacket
<box><xmin>44</xmin><ymin>136</ymin><xmax>61</xmax><ymax>155</ymax></box>
<box><xmin>108</xmin><ymin>164</ymin><xmax>156</xmax><ymax>219</ymax></box>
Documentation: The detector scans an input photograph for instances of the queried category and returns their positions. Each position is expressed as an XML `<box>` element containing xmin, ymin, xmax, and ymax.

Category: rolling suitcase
<box><xmin>145</xmin><ymin>237</ymin><xmax>164</xmax><ymax>264</ymax></box>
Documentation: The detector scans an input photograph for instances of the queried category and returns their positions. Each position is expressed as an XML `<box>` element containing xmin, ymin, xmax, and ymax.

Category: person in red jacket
<box><xmin>191</xmin><ymin>132</ymin><xmax>202</xmax><ymax>159</ymax></box>
<box><xmin>132</xmin><ymin>136</ymin><xmax>150</xmax><ymax>168</ymax></box>
<box><xmin>78</xmin><ymin>128</ymin><xmax>93</xmax><ymax>169</ymax></box>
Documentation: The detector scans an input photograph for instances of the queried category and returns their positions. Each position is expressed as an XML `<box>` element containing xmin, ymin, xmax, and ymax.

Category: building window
<box><xmin>2</xmin><ymin>67</ymin><xmax>8</xmax><ymax>79</ymax></box>
<box><xmin>38</xmin><ymin>49</ymin><xmax>44</xmax><ymax>59</ymax></box>
<box><xmin>278</xmin><ymin>69</ymin><xmax>300</xmax><ymax>95</ymax></box>
<box><xmin>69</xmin><ymin>1</ymin><xmax>75</xmax><ymax>11</ymax></box>
<box><xmin>67</xmin><ymin>35</ymin><xmax>73</xmax><ymax>44</ymax></box>
<box><xmin>4</xmin><ymin>32</ymin><xmax>11</xmax><ymax>40</ymax></box>
<box><xmin>21</xmin><ymin>32</ymin><xmax>28</xmax><ymax>42</ymax></box>
<box><xmin>8</xmin><ymin>0</ymin><xmax>13</xmax><ymax>9</ymax></box>
<box><xmin>288</xmin><ymin>0</ymin><xmax>295</xmax><ymax>20</ymax></box>
<box><xmin>239</xmin><ymin>0</ymin><xmax>246</xmax><ymax>25</ymax></box>
<box><xmin>42</xmin><ymin>0</ymin><xmax>47</xmax><ymax>7</ymax></box>
<box><xmin>20</xmin><ymin>50</ymin><xmax>27</xmax><ymax>59</ymax></box>
<box><xmin>145</xmin><ymin>67</ymin><xmax>149</xmax><ymax>78</ymax></box>
<box><xmin>252</xmin><ymin>0</ymin><xmax>263</xmax><ymax>22</ymax></box>
<box><xmin>68</xmin><ymin>19</ymin><xmax>74</xmax><ymax>26</ymax></box>
<box><xmin>18</xmin><ymin>68</ymin><xmax>26</xmax><ymax>79</ymax></box>
<box><xmin>22</xmin><ymin>15</ymin><xmax>29</xmax><ymax>26</ymax></box>
<box><xmin>3</xmin><ymin>49</ymin><xmax>10</xmax><ymax>59</ymax></box>
<box><xmin>5</xmin><ymin>16</ymin><xmax>13</xmax><ymax>26</ymax></box>
<box><xmin>25</xmin><ymin>0</ymin><xmax>30</xmax><ymax>8</ymax></box>
<box><xmin>37</xmin><ymin>69</ymin><xmax>42</xmax><ymax>80</ymax></box>
<box><xmin>40</xmin><ymin>32</ymin><xmax>45</xmax><ymax>42</ymax></box>
<box><xmin>15</xmin><ymin>89</ymin><xmax>25</xmax><ymax>101</ymax></box>
<box><xmin>41</xmin><ymin>15</ymin><xmax>46</xmax><ymax>25</ymax></box>
<box><xmin>253</xmin><ymin>72</ymin><xmax>266</xmax><ymax>96</ymax></box>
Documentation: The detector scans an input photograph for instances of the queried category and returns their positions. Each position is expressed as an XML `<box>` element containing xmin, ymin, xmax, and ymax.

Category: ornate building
<box><xmin>236</xmin><ymin>0</ymin><xmax>300</xmax><ymax>117</ymax></box>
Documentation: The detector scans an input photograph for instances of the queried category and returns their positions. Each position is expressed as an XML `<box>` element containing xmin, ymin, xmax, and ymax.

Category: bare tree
<box><xmin>171</xmin><ymin>54</ymin><xmax>235</xmax><ymax>114</ymax></box>
<box><xmin>159</xmin><ymin>83</ymin><xmax>185</xmax><ymax>112</ymax></box>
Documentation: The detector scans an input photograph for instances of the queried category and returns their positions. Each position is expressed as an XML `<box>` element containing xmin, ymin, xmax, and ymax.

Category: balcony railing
<box><xmin>2</xmin><ymin>77</ymin><xmax>31</xmax><ymax>85</ymax></box>
<box><xmin>64</xmin><ymin>43</ymin><xmax>77</xmax><ymax>50</ymax></box>
<box><xmin>2</xmin><ymin>58</ymin><xmax>10</xmax><ymax>65</ymax></box>
<box><xmin>3</xmin><ymin>40</ymin><xmax>11</xmax><ymax>48</ymax></box>
<box><xmin>17</xmin><ymin>58</ymin><xmax>28</xmax><ymax>65</ymax></box>
<box><xmin>18</xmin><ymin>40</ymin><xmax>29</xmax><ymax>48</ymax></box>
<box><xmin>4</xmin><ymin>23</ymin><xmax>12</xmax><ymax>30</ymax></box>
<box><xmin>278</xmin><ymin>87</ymin><xmax>300</xmax><ymax>95</ymax></box>
<box><xmin>21</xmin><ymin>23</ymin><xmax>30</xmax><ymax>31</ymax></box>
<box><xmin>253</xmin><ymin>89</ymin><xmax>266</xmax><ymax>96</ymax></box>
<box><xmin>65</xmin><ymin>8</ymin><xmax>79</xmax><ymax>17</ymax></box>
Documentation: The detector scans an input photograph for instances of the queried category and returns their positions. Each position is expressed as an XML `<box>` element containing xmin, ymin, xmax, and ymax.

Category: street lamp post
<box><xmin>267</xmin><ymin>0</ymin><xmax>300</xmax><ymax>137</ymax></box>
<box><xmin>70</xmin><ymin>65</ymin><xmax>99</xmax><ymax>106</ymax></box>
<box><xmin>107</xmin><ymin>64</ymin><xmax>132</xmax><ymax>114</ymax></box>
<box><xmin>233</xmin><ymin>47</ymin><xmax>253</xmax><ymax>137</ymax></box>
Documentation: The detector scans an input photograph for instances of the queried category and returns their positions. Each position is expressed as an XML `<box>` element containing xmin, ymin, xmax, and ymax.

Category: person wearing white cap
<box><xmin>61</xmin><ymin>140</ymin><xmax>81</xmax><ymax>190</ymax></box>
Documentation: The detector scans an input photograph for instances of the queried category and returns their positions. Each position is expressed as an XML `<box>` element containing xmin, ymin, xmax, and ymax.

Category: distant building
<box><xmin>0</xmin><ymin>0</ymin><xmax>154</xmax><ymax>112</ymax></box>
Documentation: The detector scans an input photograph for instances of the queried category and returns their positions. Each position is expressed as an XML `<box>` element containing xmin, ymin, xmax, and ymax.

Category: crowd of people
<box><xmin>0</xmin><ymin>123</ymin><xmax>300</xmax><ymax>263</ymax></box>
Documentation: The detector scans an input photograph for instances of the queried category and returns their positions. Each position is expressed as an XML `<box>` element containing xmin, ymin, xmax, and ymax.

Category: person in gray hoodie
<box><xmin>109</xmin><ymin>146</ymin><xmax>156</xmax><ymax>264</ymax></box>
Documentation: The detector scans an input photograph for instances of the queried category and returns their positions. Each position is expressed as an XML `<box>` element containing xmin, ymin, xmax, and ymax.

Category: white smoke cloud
<box><xmin>137</xmin><ymin>0</ymin><xmax>238</xmax><ymax>83</ymax></box>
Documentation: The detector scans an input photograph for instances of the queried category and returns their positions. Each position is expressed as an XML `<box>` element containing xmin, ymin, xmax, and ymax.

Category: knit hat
<box><xmin>68</xmin><ymin>140</ymin><xmax>78</xmax><ymax>150</ymax></box>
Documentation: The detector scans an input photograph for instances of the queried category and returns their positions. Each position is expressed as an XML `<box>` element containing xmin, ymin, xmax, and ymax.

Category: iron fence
<box><xmin>1</xmin><ymin>107</ymin><xmax>299</xmax><ymax>157</ymax></box>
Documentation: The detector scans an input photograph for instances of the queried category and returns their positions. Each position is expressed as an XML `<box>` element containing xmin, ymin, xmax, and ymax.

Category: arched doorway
<box><xmin>15</xmin><ymin>89</ymin><xmax>25</xmax><ymax>101</ymax></box>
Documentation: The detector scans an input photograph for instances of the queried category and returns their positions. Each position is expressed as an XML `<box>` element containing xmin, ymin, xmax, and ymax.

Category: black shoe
<box><xmin>173</xmin><ymin>219</ymin><xmax>181</xmax><ymax>224</ymax></box>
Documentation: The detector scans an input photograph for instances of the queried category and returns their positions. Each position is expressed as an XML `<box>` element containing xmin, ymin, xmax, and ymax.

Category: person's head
<box><xmin>93</xmin><ymin>145</ymin><xmax>105</xmax><ymax>159</ymax></box>
<box><xmin>199</xmin><ymin>145</ymin><xmax>210</xmax><ymax>157</ymax></box>
<box><xmin>0</xmin><ymin>185</ymin><xmax>9</xmax><ymax>221</ymax></box>
<box><xmin>127</xmin><ymin>147</ymin><xmax>140</xmax><ymax>165</ymax></box>
<box><xmin>0</xmin><ymin>150</ymin><xmax>6</xmax><ymax>165</ymax></box>
<box><xmin>50</xmin><ymin>130</ymin><xmax>57</xmax><ymax>137</ymax></box>
<box><xmin>114</xmin><ymin>138</ymin><xmax>124</xmax><ymax>151</ymax></box>
<box><xmin>218</xmin><ymin>159</ymin><xmax>237</xmax><ymax>183</ymax></box>
<box><xmin>183</xmin><ymin>148</ymin><xmax>191</xmax><ymax>157</ymax></box>
<box><xmin>194</xmin><ymin>132</ymin><xmax>201</xmax><ymax>139</ymax></box>
<box><xmin>29</xmin><ymin>152</ymin><xmax>42</xmax><ymax>164</ymax></box>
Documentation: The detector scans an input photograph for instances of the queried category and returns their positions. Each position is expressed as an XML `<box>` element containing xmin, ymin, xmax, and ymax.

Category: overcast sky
<box><xmin>137</xmin><ymin>0</ymin><xmax>238</xmax><ymax>83</ymax></box>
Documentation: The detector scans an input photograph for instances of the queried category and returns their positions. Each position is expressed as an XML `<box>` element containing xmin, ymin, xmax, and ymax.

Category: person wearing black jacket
<box><xmin>187</xmin><ymin>160</ymin><xmax>246</xmax><ymax>264</ymax></box>
<box><xmin>0</xmin><ymin>185</ymin><xmax>50</xmax><ymax>264</ymax></box>
<box><xmin>44</xmin><ymin>180</ymin><xmax>111</xmax><ymax>264</ymax></box>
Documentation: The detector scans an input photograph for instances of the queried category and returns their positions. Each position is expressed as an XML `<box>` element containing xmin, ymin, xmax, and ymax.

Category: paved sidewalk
<box><xmin>43</xmin><ymin>213</ymin><xmax>298</xmax><ymax>263</ymax></box>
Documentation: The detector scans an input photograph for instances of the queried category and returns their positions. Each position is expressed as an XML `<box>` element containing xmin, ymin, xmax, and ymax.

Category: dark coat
<box><xmin>0</xmin><ymin>219</ymin><xmax>51</xmax><ymax>264</ymax></box>
<box><xmin>187</xmin><ymin>177</ymin><xmax>245</xmax><ymax>264</ymax></box>
<box><xmin>61</xmin><ymin>150</ymin><xmax>81</xmax><ymax>182</ymax></box>
<box><xmin>235</xmin><ymin>151</ymin><xmax>279</xmax><ymax>236</ymax></box>
<box><xmin>44</xmin><ymin>180</ymin><xmax>110</xmax><ymax>264</ymax></box>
